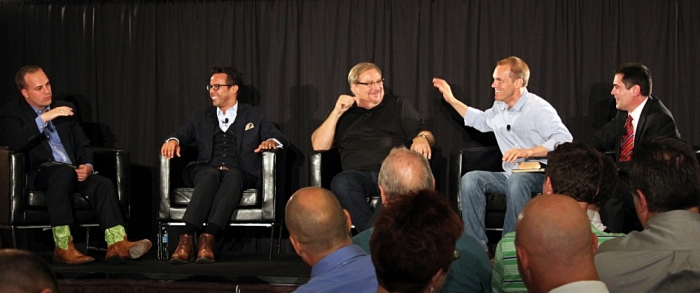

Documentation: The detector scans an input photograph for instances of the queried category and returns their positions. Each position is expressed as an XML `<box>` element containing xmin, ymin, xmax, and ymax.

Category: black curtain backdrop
<box><xmin>2</xmin><ymin>0</ymin><xmax>699</xmax><ymax>237</ymax></box>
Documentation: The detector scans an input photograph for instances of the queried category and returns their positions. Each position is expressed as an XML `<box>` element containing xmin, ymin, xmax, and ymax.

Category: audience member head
<box><xmin>0</xmin><ymin>248</ymin><xmax>59</xmax><ymax>293</ymax></box>
<box><xmin>629</xmin><ymin>136</ymin><xmax>700</xmax><ymax>225</ymax></box>
<box><xmin>615</xmin><ymin>62</ymin><xmax>652</xmax><ymax>97</ymax></box>
<box><xmin>544</xmin><ymin>142</ymin><xmax>618</xmax><ymax>208</ymax></box>
<box><xmin>496</xmin><ymin>56</ymin><xmax>530</xmax><ymax>87</ymax></box>
<box><xmin>371</xmin><ymin>189</ymin><xmax>463</xmax><ymax>293</ymax></box>
<box><xmin>515</xmin><ymin>194</ymin><xmax>600</xmax><ymax>293</ymax></box>
<box><xmin>285</xmin><ymin>187</ymin><xmax>352</xmax><ymax>266</ymax></box>
<box><xmin>378</xmin><ymin>147</ymin><xmax>435</xmax><ymax>203</ymax></box>
<box><xmin>347</xmin><ymin>62</ymin><xmax>382</xmax><ymax>87</ymax></box>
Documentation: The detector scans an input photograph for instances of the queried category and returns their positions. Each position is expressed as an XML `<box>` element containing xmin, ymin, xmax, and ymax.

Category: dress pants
<box><xmin>330</xmin><ymin>170</ymin><xmax>380</xmax><ymax>232</ymax></box>
<box><xmin>32</xmin><ymin>164</ymin><xmax>124</xmax><ymax>229</ymax></box>
<box><xmin>182</xmin><ymin>165</ymin><xmax>253</xmax><ymax>229</ymax></box>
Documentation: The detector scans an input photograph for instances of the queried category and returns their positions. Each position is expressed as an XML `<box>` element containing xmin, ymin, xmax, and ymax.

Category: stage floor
<box><xmin>44</xmin><ymin>250</ymin><xmax>311</xmax><ymax>292</ymax></box>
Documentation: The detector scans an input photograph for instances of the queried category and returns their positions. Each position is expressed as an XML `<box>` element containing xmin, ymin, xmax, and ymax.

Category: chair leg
<box><xmin>268</xmin><ymin>225</ymin><xmax>274</xmax><ymax>260</ymax></box>
<box><xmin>85</xmin><ymin>226</ymin><xmax>90</xmax><ymax>254</ymax></box>
<box><xmin>157</xmin><ymin>224</ymin><xmax>164</xmax><ymax>260</ymax></box>
<box><xmin>11</xmin><ymin>226</ymin><xmax>17</xmax><ymax>248</ymax></box>
<box><xmin>277</xmin><ymin>222</ymin><xmax>283</xmax><ymax>255</ymax></box>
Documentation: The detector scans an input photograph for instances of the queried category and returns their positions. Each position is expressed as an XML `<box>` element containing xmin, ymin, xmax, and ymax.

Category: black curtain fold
<box><xmin>2</xmin><ymin>0</ymin><xmax>699</xmax><ymax>197</ymax></box>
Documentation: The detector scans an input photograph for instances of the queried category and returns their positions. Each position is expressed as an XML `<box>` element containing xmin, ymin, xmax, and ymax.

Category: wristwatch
<box><xmin>416</xmin><ymin>134</ymin><xmax>430</xmax><ymax>141</ymax></box>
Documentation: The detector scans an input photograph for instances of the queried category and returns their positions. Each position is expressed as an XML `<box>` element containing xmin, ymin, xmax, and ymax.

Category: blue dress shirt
<box><xmin>33</xmin><ymin>106</ymin><xmax>72</xmax><ymax>164</ymax></box>
<box><xmin>464</xmin><ymin>89</ymin><xmax>572</xmax><ymax>173</ymax></box>
<box><xmin>294</xmin><ymin>244</ymin><xmax>377</xmax><ymax>293</ymax></box>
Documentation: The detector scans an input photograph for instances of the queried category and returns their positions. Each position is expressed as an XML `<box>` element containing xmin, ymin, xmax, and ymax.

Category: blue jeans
<box><xmin>330</xmin><ymin>170</ymin><xmax>380</xmax><ymax>232</ymax></box>
<box><xmin>460</xmin><ymin>171</ymin><xmax>544</xmax><ymax>251</ymax></box>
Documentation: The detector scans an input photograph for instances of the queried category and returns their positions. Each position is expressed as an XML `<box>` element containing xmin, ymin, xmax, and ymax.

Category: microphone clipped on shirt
<box><xmin>507</xmin><ymin>125</ymin><xmax>511</xmax><ymax>131</ymax></box>
<box><xmin>223</xmin><ymin>118</ymin><xmax>229</xmax><ymax>124</ymax></box>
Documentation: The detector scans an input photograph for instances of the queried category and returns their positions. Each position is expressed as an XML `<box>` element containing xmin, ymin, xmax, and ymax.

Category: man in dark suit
<box><xmin>585</xmin><ymin>62</ymin><xmax>680</xmax><ymax>233</ymax></box>
<box><xmin>0</xmin><ymin>65</ymin><xmax>152</xmax><ymax>265</ymax></box>
<box><xmin>160</xmin><ymin>67</ymin><xmax>287</xmax><ymax>264</ymax></box>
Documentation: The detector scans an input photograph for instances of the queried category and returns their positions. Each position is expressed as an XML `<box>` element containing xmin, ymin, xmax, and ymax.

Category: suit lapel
<box><xmin>204</xmin><ymin>107</ymin><xmax>217</xmax><ymax>142</ymax></box>
<box><xmin>20</xmin><ymin>99</ymin><xmax>54</xmax><ymax>156</ymax></box>
<box><xmin>232</xmin><ymin>103</ymin><xmax>247</xmax><ymax>152</ymax></box>
<box><xmin>635</xmin><ymin>97</ymin><xmax>654</xmax><ymax>145</ymax></box>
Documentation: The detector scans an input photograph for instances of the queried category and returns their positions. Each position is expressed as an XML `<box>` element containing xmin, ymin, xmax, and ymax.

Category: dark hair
<box><xmin>545</xmin><ymin>142</ymin><xmax>618</xmax><ymax>207</ymax></box>
<box><xmin>630</xmin><ymin>136</ymin><xmax>700</xmax><ymax>213</ymax></box>
<box><xmin>370</xmin><ymin>189</ymin><xmax>463</xmax><ymax>293</ymax></box>
<box><xmin>211</xmin><ymin>67</ymin><xmax>243</xmax><ymax>87</ymax></box>
<box><xmin>615</xmin><ymin>62</ymin><xmax>652</xmax><ymax>96</ymax></box>
<box><xmin>0</xmin><ymin>249</ymin><xmax>59</xmax><ymax>292</ymax></box>
<box><xmin>15</xmin><ymin>65</ymin><xmax>44</xmax><ymax>91</ymax></box>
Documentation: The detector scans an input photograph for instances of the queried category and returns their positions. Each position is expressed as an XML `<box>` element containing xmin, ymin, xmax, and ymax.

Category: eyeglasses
<box><xmin>355</xmin><ymin>79</ymin><xmax>384</xmax><ymax>88</ymax></box>
<box><xmin>453</xmin><ymin>250</ymin><xmax>461</xmax><ymax>262</ymax></box>
<box><xmin>206</xmin><ymin>84</ymin><xmax>234</xmax><ymax>91</ymax></box>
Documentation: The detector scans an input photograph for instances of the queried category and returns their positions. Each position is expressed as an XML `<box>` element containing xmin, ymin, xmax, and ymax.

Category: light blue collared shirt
<box><xmin>33</xmin><ymin>106</ymin><xmax>72</xmax><ymax>165</ymax></box>
<box><xmin>294</xmin><ymin>244</ymin><xmax>377</xmax><ymax>293</ymax></box>
<box><xmin>464</xmin><ymin>89</ymin><xmax>573</xmax><ymax>173</ymax></box>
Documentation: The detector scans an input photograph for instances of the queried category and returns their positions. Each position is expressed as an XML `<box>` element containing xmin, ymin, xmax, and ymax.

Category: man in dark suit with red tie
<box><xmin>160</xmin><ymin>67</ymin><xmax>287</xmax><ymax>264</ymax></box>
<box><xmin>585</xmin><ymin>62</ymin><xmax>680</xmax><ymax>233</ymax></box>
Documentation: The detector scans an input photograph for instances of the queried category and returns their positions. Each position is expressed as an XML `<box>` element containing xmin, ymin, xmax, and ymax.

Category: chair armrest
<box><xmin>93</xmin><ymin>147</ymin><xmax>130</xmax><ymax>220</ymax></box>
<box><xmin>158</xmin><ymin>153</ymin><xmax>171</xmax><ymax>220</ymax></box>
<box><xmin>0</xmin><ymin>147</ymin><xmax>26</xmax><ymax>226</ymax></box>
<box><xmin>448</xmin><ymin>146</ymin><xmax>503</xmax><ymax>214</ymax></box>
<box><xmin>261</xmin><ymin>149</ymin><xmax>281</xmax><ymax>221</ymax></box>
<box><xmin>309</xmin><ymin>151</ymin><xmax>323</xmax><ymax>187</ymax></box>
<box><xmin>308</xmin><ymin>148</ymin><xmax>342</xmax><ymax>189</ymax></box>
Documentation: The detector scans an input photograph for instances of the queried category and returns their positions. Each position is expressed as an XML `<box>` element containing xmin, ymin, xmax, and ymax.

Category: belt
<box><xmin>217</xmin><ymin>166</ymin><xmax>230</xmax><ymax>171</ymax></box>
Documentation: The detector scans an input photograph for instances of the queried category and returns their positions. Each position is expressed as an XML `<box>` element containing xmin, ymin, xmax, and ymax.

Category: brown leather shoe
<box><xmin>169</xmin><ymin>234</ymin><xmax>194</xmax><ymax>264</ymax></box>
<box><xmin>105</xmin><ymin>235</ymin><xmax>152</xmax><ymax>264</ymax></box>
<box><xmin>195</xmin><ymin>233</ymin><xmax>215</xmax><ymax>264</ymax></box>
<box><xmin>53</xmin><ymin>239</ymin><xmax>95</xmax><ymax>265</ymax></box>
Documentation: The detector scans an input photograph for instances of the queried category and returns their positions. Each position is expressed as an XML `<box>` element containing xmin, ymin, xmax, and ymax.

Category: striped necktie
<box><xmin>619</xmin><ymin>115</ymin><xmax>634</xmax><ymax>162</ymax></box>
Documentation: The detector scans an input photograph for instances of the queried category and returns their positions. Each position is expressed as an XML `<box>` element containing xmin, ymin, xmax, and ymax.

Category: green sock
<box><xmin>105</xmin><ymin>225</ymin><xmax>126</xmax><ymax>246</ymax></box>
<box><xmin>52</xmin><ymin>225</ymin><xmax>72</xmax><ymax>250</ymax></box>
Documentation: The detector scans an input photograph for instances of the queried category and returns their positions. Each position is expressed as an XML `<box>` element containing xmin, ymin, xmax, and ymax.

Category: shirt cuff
<box><xmin>268</xmin><ymin>138</ymin><xmax>283</xmax><ymax>149</ymax></box>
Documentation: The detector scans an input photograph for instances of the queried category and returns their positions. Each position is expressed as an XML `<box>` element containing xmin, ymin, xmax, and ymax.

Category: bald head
<box><xmin>378</xmin><ymin>147</ymin><xmax>435</xmax><ymax>201</ymax></box>
<box><xmin>515</xmin><ymin>194</ymin><xmax>599</xmax><ymax>293</ymax></box>
<box><xmin>0</xmin><ymin>249</ymin><xmax>58</xmax><ymax>293</ymax></box>
<box><xmin>285</xmin><ymin>187</ymin><xmax>350</xmax><ymax>257</ymax></box>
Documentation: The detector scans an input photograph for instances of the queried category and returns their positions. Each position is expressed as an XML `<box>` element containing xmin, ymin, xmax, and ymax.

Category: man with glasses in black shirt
<box><xmin>311</xmin><ymin>62</ymin><xmax>434</xmax><ymax>232</ymax></box>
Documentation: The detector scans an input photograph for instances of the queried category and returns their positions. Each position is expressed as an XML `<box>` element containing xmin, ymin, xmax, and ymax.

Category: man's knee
<box><xmin>52</xmin><ymin>166</ymin><xmax>78</xmax><ymax>182</ymax></box>
<box><xmin>330</xmin><ymin>171</ymin><xmax>359</xmax><ymax>191</ymax></box>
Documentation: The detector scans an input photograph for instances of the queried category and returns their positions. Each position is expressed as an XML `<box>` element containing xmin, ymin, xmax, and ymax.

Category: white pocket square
<box><xmin>245</xmin><ymin>123</ymin><xmax>255</xmax><ymax>131</ymax></box>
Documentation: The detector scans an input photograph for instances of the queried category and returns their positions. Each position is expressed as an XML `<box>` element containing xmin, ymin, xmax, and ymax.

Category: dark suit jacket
<box><xmin>0</xmin><ymin>98</ymin><xmax>93</xmax><ymax>170</ymax></box>
<box><xmin>168</xmin><ymin>102</ymin><xmax>288</xmax><ymax>187</ymax></box>
<box><xmin>586</xmin><ymin>96</ymin><xmax>680</xmax><ymax>161</ymax></box>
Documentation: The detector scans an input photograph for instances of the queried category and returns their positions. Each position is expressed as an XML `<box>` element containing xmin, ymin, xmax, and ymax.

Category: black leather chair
<box><xmin>0</xmin><ymin>146</ymin><xmax>130</xmax><ymax>251</ymax></box>
<box><xmin>308</xmin><ymin>148</ymin><xmax>381</xmax><ymax>211</ymax></box>
<box><xmin>449</xmin><ymin>146</ymin><xmax>508</xmax><ymax>232</ymax></box>
<box><xmin>157</xmin><ymin>148</ymin><xmax>283</xmax><ymax>260</ymax></box>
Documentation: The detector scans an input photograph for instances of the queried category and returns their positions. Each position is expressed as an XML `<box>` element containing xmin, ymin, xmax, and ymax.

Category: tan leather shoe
<box><xmin>195</xmin><ymin>233</ymin><xmax>215</xmax><ymax>264</ymax></box>
<box><xmin>169</xmin><ymin>234</ymin><xmax>194</xmax><ymax>264</ymax></box>
<box><xmin>53</xmin><ymin>239</ymin><xmax>95</xmax><ymax>265</ymax></box>
<box><xmin>105</xmin><ymin>235</ymin><xmax>152</xmax><ymax>264</ymax></box>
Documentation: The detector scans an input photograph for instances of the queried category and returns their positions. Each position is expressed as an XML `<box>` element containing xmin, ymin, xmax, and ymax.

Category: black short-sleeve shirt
<box><xmin>334</xmin><ymin>95</ymin><xmax>427</xmax><ymax>171</ymax></box>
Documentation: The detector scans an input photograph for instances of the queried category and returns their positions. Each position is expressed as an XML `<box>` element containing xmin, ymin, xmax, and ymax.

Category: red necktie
<box><xmin>619</xmin><ymin>115</ymin><xmax>634</xmax><ymax>162</ymax></box>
